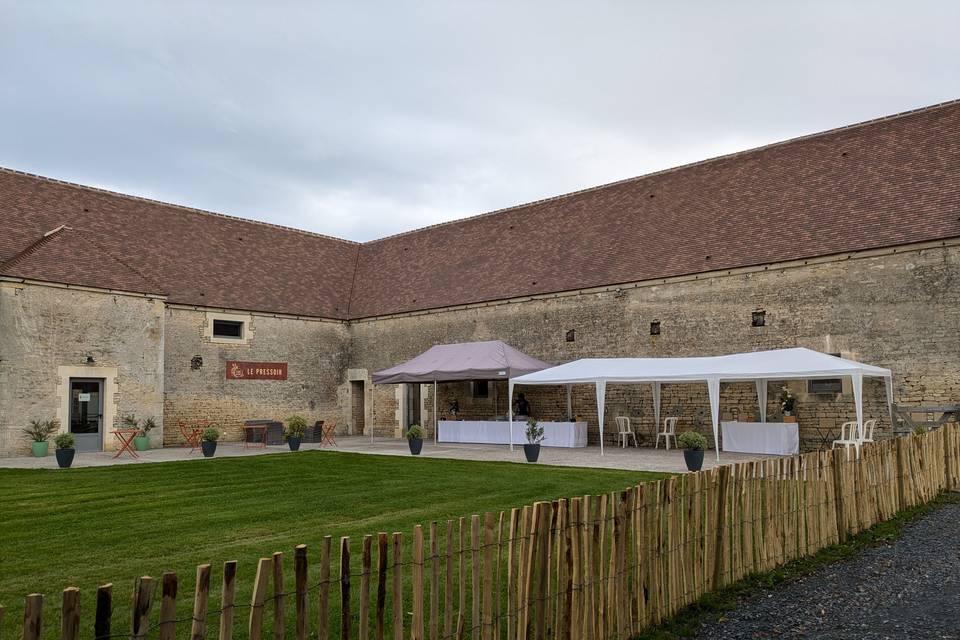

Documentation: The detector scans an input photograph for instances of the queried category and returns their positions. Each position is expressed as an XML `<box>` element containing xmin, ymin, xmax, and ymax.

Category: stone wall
<box><xmin>2</xmin><ymin>241</ymin><xmax>956</xmax><ymax>457</ymax></box>
<box><xmin>0</xmin><ymin>282</ymin><xmax>165</xmax><ymax>456</ymax></box>
<box><xmin>351</xmin><ymin>242</ymin><xmax>960</xmax><ymax>450</ymax></box>
<box><xmin>161</xmin><ymin>307</ymin><xmax>351</xmax><ymax>445</ymax></box>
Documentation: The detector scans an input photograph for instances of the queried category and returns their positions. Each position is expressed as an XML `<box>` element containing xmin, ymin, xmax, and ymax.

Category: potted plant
<box><xmin>201</xmin><ymin>427</ymin><xmax>220</xmax><ymax>457</ymax></box>
<box><xmin>286</xmin><ymin>415</ymin><xmax>308</xmax><ymax>451</ymax></box>
<box><xmin>406</xmin><ymin>424</ymin><xmax>425</xmax><ymax>455</ymax></box>
<box><xmin>524</xmin><ymin>419</ymin><xmax>545</xmax><ymax>462</ymax></box>
<box><xmin>23</xmin><ymin>420</ymin><xmax>57</xmax><ymax>457</ymax></box>
<box><xmin>134</xmin><ymin>416</ymin><xmax>156</xmax><ymax>451</ymax></box>
<box><xmin>779</xmin><ymin>386</ymin><xmax>797</xmax><ymax>422</ymax></box>
<box><xmin>54</xmin><ymin>432</ymin><xmax>76</xmax><ymax>469</ymax></box>
<box><xmin>677</xmin><ymin>431</ymin><xmax>707</xmax><ymax>472</ymax></box>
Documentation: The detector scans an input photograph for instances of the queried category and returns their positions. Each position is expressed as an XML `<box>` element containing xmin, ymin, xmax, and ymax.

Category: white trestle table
<box><xmin>438</xmin><ymin>420</ymin><xmax>588</xmax><ymax>448</ymax></box>
<box><xmin>720</xmin><ymin>421</ymin><xmax>799</xmax><ymax>455</ymax></box>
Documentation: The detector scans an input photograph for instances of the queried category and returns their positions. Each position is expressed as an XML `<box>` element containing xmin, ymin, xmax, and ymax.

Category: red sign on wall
<box><xmin>226</xmin><ymin>361</ymin><xmax>288</xmax><ymax>380</ymax></box>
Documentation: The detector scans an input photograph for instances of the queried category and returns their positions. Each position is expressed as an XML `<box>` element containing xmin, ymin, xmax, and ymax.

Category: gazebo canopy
<box><xmin>509</xmin><ymin>348</ymin><xmax>894</xmax><ymax>458</ymax></box>
<box><xmin>372</xmin><ymin>340</ymin><xmax>551</xmax><ymax>384</ymax></box>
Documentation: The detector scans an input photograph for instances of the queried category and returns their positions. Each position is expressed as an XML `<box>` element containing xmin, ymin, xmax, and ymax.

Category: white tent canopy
<box><xmin>508</xmin><ymin>347</ymin><xmax>894</xmax><ymax>459</ymax></box>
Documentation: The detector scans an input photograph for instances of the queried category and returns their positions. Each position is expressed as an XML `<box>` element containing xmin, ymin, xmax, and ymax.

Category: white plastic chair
<box><xmin>656</xmin><ymin>416</ymin><xmax>678</xmax><ymax>450</ymax></box>
<box><xmin>861</xmin><ymin>419</ymin><xmax>876</xmax><ymax>444</ymax></box>
<box><xmin>615</xmin><ymin>416</ymin><xmax>638</xmax><ymax>448</ymax></box>
<box><xmin>832</xmin><ymin>421</ymin><xmax>860</xmax><ymax>452</ymax></box>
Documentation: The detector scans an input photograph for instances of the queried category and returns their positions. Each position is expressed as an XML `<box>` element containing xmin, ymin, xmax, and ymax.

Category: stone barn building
<box><xmin>1</xmin><ymin>100</ymin><xmax>959</xmax><ymax>456</ymax></box>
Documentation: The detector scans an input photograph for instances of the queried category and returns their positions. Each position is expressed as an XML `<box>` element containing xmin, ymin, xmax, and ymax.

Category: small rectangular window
<box><xmin>471</xmin><ymin>380</ymin><xmax>489</xmax><ymax>398</ymax></box>
<box><xmin>808</xmin><ymin>378</ymin><xmax>843</xmax><ymax>394</ymax></box>
<box><xmin>213</xmin><ymin>319</ymin><xmax>244</xmax><ymax>339</ymax></box>
<box><xmin>808</xmin><ymin>353</ymin><xmax>842</xmax><ymax>393</ymax></box>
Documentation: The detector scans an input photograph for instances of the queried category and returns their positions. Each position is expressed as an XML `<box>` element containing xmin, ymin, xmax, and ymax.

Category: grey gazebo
<box><xmin>372</xmin><ymin>340</ymin><xmax>552</xmax><ymax>443</ymax></box>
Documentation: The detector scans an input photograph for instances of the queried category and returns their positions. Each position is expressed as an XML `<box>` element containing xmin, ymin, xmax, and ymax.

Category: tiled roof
<box><xmin>3</xmin><ymin>99</ymin><xmax>960</xmax><ymax>319</ymax></box>
<box><xmin>0</xmin><ymin>170</ymin><xmax>358</xmax><ymax>318</ymax></box>
<box><xmin>348</xmin><ymin>99</ymin><xmax>960</xmax><ymax>317</ymax></box>
<box><xmin>0</xmin><ymin>226</ymin><xmax>163</xmax><ymax>295</ymax></box>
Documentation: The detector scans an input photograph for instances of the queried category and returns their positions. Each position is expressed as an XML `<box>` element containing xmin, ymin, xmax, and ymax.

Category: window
<box><xmin>213</xmin><ymin>319</ymin><xmax>244</xmax><ymax>340</ymax></box>
<box><xmin>205</xmin><ymin>312</ymin><xmax>252</xmax><ymax>344</ymax></box>
<box><xmin>471</xmin><ymin>380</ymin><xmax>489</xmax><ymax>398</ymax></box>
<box><xmin>808</xmin><ymin>353</ymin><xmax>843</xmax><ymax>393</ymax></box>
<box><xmin>808</xmin><ymin>378</ymin><xmax>843</xmax><ymax>394</ymax></box>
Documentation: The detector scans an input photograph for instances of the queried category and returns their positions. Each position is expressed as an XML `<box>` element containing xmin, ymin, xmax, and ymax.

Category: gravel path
<box><xmin>697</xmin><ymin>499</ymin><xmax>960</xmax><ymax>639</ymax></box>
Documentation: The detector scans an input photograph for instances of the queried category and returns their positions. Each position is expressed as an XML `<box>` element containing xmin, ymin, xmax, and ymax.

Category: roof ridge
<box><xmin>362</xmin><ymin>96</ymin><xmax>960</xmax><ymax>244</ymax></box>
<box><xmin>0</xmin><ymin>227</ymin><xmax>64</xmax><ymax>272</ymax></box>
<box><xmin>0</xmin><ymin>225</ymin><xmax>166</xmax><ymax>294</ymax></box>
<box><xmin>0</xmin><ymin>166</ymin><xmax>360</xmax><ymax>246</ymax></box>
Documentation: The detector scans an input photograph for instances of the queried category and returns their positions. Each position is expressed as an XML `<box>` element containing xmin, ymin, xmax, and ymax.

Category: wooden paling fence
<box><xmin>7</xmin><ymin>424</ymin><xmax>960</xmax><ymax>640</ymax></box>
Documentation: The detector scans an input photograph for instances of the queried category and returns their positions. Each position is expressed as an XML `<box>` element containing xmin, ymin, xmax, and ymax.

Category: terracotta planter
<box><xmin>783</xmin><ymin>415</ymin><xmax>797</xmax><ymax>423</ymax></box>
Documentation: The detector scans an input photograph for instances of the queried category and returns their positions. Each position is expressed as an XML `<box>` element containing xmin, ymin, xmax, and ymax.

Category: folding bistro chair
<box><xmin>320</xmin><ymin>420</ymin><xmax>337</xmax><ymax>447</ymax></box>
<box><xmin>178</xmin><ymin>421</ymin><xmax>202</xmax><ymax>453</ymax></box>
<box><xmin>655</xmin><ymin>416</ymin><xmax>679</xmax><ymax>450</ymax></box>
<box><xmin>615</xmin><ymin>416</ymin><xmax>638</xmax><ymax>448</ymax></box>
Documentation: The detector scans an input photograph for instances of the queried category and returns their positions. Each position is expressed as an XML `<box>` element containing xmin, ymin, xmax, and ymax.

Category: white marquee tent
<box><xmin>508</xmin><ymin>348</ymin><xmax>893</xmax><ymax>459</ymax></box>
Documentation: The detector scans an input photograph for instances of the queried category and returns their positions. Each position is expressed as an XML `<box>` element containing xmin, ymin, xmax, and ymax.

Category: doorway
<box><xmin>404</xmin><ymin>383</ymin><xmax>421</xmax><ymax>429</ymax></box>
<box><xmin>350</xmin><ymin>380</ymin><xmax>366</xmax><ymax>435</ymax></box>
<box><xmin>69</xmin><ymin>378</ymin><xmax>104</xmax><ymax>452</ymax></box>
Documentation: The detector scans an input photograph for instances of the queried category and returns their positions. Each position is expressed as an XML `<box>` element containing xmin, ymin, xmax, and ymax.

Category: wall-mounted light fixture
<box><xmin>650</xmin><ymin>321</ymin><xmax>661</xmax><ymax>336</ymax></box>
<box><xmin>190</xmin><ymin>355</ymin><xmax>203</xmax><ymax>370</ymax></box>
<box><xmin>85</xmin><ymin>355</ymin><xmax>96</xmax><ymax>364</ymax></box>
<box><xmin>751</xmin><ymin>310</ymin><xmax>766</xmax><ymax>327</ymax></box>
<box><xmin>565</xmin><ymin>329</ymin><xmax>576</xmax><ymax>343</ymax></box>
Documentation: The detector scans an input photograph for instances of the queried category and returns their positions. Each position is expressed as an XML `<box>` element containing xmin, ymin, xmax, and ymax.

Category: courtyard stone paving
<box><xmin>0</xmin><ymin>435</ymin><xmax>770</xmax><ymax>473</ymax></box>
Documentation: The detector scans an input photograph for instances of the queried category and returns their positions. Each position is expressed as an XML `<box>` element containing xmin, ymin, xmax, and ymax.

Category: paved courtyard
<box><xmin>0</xmin><ymin>436</ymin><xmax>770</xmax><ymax>472</ymax></box>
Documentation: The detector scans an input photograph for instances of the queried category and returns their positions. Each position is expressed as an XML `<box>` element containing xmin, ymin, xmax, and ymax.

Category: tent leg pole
<box><xmin>508</xmin><ymin>383</ymin><xmax>515</xmax><ymax>452</ymax></box>
<box><xmin>434</xmin><ymin>381</ymin><xmax>438</xmax><ymax>446</ymax></box>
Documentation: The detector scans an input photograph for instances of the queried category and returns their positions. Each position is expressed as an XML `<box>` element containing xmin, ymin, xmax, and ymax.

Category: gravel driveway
<box><xmin>697</xmin><ymin>499</ymin><xmax>960</xmax><ymax>639</ymax></box>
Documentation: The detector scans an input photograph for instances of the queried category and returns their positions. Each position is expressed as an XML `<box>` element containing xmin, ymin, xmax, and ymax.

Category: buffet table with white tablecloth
<box><xmin>438</xmin><ymin>420</ymin><xmax>588</xmax><ymax>448</ymax></box>
<box><xmin>720</xmin><ymin>421</ymin><xmax>799</xmax><ymax>455</ymax></box>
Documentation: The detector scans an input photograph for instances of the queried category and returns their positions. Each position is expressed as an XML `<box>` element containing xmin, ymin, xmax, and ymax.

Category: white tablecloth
<box><xmin>721</xmin><ymin>421</ymin><xmax>799</xmax><ymax>455</ymax></box>
<box><xmin>438</xmin><ymin>420</ymin><xmax>588</xmax><ymax>448</ymax></box>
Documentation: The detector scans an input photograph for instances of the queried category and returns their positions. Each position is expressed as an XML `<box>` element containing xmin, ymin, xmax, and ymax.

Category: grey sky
<box><xmin>2</xmin><ymin>2</ymin><xmax>958</xmax><ymax>241</ymax></box>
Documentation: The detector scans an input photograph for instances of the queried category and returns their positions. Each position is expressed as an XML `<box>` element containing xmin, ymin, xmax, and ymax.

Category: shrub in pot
<box><xmin>779</xmin><ymin>386</ymin><xmax>797</xmax><ymax>422</ymax></box>
<box><xmin>23</xmin><ymin>420</ymin><xmax>57</xmax><ymax>457</ymax></box>
<box><xmin>286</xmin><ymin>415</ymin><xmax>308</xmax><ymax>451</ymax></box>
<box><xmin>677</xmin><ymin>431</ymin><xmax>707</xmax><ymax>472</ymax></box>
<box><xmin>133</xmin><ymin>416</ymin><xmax>157</xmax><ymax>451</ymax></box>
<box><xmin>54</xmin><ymin>432</ymin><xmax>76</xmax><ymax>469</ymax></box>
<box><xmin>201</xmin><ymin>427</ymin><xmax>220</xmax><ymax>457</ymax></box>
<box><xmin>406</xmin><ymin>424</ymin><xmax>425</xmax><ymax>455</ymax></box>
<box><xmin>524</xmin><ymin>419</ymin><xmax>545</xmax><ymax>463</ymax></box>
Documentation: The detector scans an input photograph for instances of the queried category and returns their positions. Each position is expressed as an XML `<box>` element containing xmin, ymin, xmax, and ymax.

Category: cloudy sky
<box><xmin>2</xmin><ymin>2</ymin><xmax>958</xmax><ymax>241</ymax></box>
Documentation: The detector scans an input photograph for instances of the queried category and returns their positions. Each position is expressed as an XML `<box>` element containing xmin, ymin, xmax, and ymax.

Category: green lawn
<box><xmin>0</xmin><ymin>450</ymin><xmax>666</xmax><ymax>638</ymax></box>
